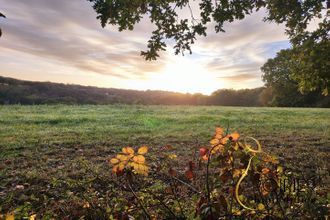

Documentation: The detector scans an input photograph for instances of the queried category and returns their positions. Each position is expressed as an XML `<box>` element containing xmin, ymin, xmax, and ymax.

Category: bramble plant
<box><xmin>108</xmin><ymin>126</ymin><xmax>286</xmax><ymax>219</ymax></box>
<box><xmin>110</xmin><ymin>146</ymin><xmax>149</xmax><ymax>176</ymax></box>
<box><xmin>1</xmin><ymin>126</ymin><xmax>328</xmax><ymax>219</ymax></box>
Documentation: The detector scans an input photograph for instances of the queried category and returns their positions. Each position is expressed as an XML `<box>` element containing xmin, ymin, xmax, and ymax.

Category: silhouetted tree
<box><xmin>1</xmin><ymin>75</ymin><xmax>328</xmax><ymax>107</ymax></box>
<box><xmin>0</xmin><ymin>12</ymin><xmax>5</xmax><ymax>37</ymax></box>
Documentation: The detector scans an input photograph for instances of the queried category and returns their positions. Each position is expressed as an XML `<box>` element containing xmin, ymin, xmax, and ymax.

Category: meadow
<box><xmin>0</xmin><ymin>105</ymin><xmax>329</xmax><ymax>218</ymax></box>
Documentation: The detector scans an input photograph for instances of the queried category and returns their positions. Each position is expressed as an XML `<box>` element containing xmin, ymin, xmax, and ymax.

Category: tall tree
<box><xmin>290</xmin><ymin>36</ymin><xmax>329</xmax><ymax>95</ymax></box>
<box><xmin>261</xmin><ymin>49</ymin><xmax>329</xmax><ymax>106</ymax></box>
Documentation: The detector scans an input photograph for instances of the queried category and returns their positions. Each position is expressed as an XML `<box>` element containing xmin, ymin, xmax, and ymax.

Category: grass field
<box><xmin>0</xmin><ymin>105</ymin><xmax>329</xmax><ymax>217</ymax></box>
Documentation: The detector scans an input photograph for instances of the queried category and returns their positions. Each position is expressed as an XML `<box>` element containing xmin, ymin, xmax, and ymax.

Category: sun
<box><xmin>145</xmin><ymin>58</ymin><xmax>224</xmax><ymax>94</ymax></box>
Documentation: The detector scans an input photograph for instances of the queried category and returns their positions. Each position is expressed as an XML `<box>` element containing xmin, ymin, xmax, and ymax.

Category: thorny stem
<box><xmin>127</xmin><ymin>179</ymin><xmax>151</xmax><ymax>220</ymax></box>
<box><xmin>229</xmin><ymin>153</ymin><xmax>235</xmax><ymax>219</ymax></box>
<box><xmin>144</xmin><ymin>190</ymin><xmax>177</xmax><ymax>218</ymax></box>
<box><xmin>169</xmin><ymin>179</ymin><xmax>185</xmax><ymax>217</ymax></box>
<box><xmin>169</xmin><ymin>175</ymin><xmax>201</xmax><ymax>194</ymax></box>
<box><xmin>275</xmin><ymin>189</ymin><xmax>287</xmax><ymax>219</ymax></box>
<box><xmin>205</xmin><ymin>144</ymin><xmax>217</xmax><ymax>218</ymax></box>
<box><xmin>205</xmin><ymin>125</ymin><xmax>230</xmax><ymax>218</ymax></box>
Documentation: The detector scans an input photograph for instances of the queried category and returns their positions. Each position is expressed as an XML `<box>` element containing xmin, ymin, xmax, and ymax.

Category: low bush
<box><xmin>107</xmin><ymin>127</ymin><xmax>328</xmax><ymax>219</ymax></box>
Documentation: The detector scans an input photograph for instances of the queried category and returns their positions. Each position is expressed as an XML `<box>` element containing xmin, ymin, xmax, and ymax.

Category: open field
<box><xmin>0</xmin><ymin>105</ymin><xmax>329</xmax><ymax>217</ymax></box>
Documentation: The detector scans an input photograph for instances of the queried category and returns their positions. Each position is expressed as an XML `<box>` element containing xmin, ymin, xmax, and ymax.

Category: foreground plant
<box><xmin>110</xmin><ymin>146</ymin><xmax>149</xmax><ymax>176</ymax></box>
<box><xmin>108</xmin><ymin>127</ymin><xmax>287</xmax><ymax>219</ymax></box>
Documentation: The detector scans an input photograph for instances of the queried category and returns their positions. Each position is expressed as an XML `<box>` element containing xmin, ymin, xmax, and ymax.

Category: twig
<box><xmin>205</xmin><ymin>144</ymin><xmax>217</xmax><ymax>218</ymax></box>
<box><xmin>169</xmin><ymin>179</ymin><xmax>185</xmax><ymax>217</ymax></box>
<box><xmin>144</xmin><ymin>189</ymin><xmax>177</xmax><ymax>218</ymax></box>
<box><xmin>127</xmin><ymin>180</ymin><xmax>151</xmax><ymax>220</ymax></box>
<box><xmin>168</xmin><ymin>175</ymin><xmax>201</xmax><ymax>194</ymax></box>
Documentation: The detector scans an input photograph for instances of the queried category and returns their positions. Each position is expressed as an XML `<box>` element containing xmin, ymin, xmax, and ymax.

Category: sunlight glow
<box><xmin>124</xmin><ymin>58</ymin><xmax>225</xmax><ymax>95</ymax></box>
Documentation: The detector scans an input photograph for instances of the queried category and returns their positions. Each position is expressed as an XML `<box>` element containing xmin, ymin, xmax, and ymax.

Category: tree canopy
<box><xmin>261</xmin><ymin>48</ymin><xmax>329</xmax><ymax>106</ymax></box>
<box><xmin>88</xmin><ymin>0</ymin><xmax>329</xmax><ymax>94</ymax></box>
<box><xmin>88</xmin><ymin>0</ymin><xmax>328</xmax><ymax>59</ymax></box>
<box><xmin>261</xmin><ymin>39</ymin><xmax>329</xmax><ymax>96</ymax></box>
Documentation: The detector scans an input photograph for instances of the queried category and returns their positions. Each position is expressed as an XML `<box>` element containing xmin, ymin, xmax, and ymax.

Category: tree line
<box><xmin>0</xmin><ymin>76</ymin><xmax>328</xmax><ymax>107</ymax></box>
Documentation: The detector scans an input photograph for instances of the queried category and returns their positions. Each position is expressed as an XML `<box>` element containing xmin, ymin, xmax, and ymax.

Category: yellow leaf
<box><xmin>133</xmin><ymin>163</ymin><xmax>149</xmax><ymax>176</ymax></box>
<box><xmin>262</xmin><ymin>168</ymin><xmax>270</xmax><ymax>175</ymax></box>
<box><xmin>215</xmin><ymin>127</ymin><xmax>224</xmax><ymax>135</ymax></box>
<box><xmin>140</xmin><ymin>165</ymin><xmax>149</xmax><ymax>175</ymax></box>
<box><xmin>214</xmin><ymin>133</ymin><xmax>222</xmax><ymax>139</ymax></box>
<box><xmin>122</xmin><ymin>147</ymin><xmax>134</xmax><ymax>155</ymax></box>
<box><xmin>112</xmin><ymin>165</ymin><xmax>118</xmax><ymax>173</ymax></box>
<box><xmin>233</xmin><ymin>210</ymin><xmax>241</xmax><ymax>216</ymax></box>
<box><xmin>211</xmin><ymin>145</ymin><xmax>223</xmax><ymax>154</ymax></box>
<box><xmin>116</xmin><ymin>154</ymin><xmax>130</xmax><ymax>162</ymax></box>
<box><xmin>202</xmin><ymin>155</ymin><xmax>208</xmax><ymax>161</ymax></box>
<box><xmin>233</xmin><ymin>169</ymin><xmax>241</xmax><ymax>178</ymax></box>
<box><xmin>211</xmin><ymin>146</ymin><xmax>220</xmax><ymax>154</ymax></box>
<box><xmin>5</xmin><ymin>213</ymin><xmax>14</xmax><ymax>220</ymax></box>
<box><xmin>257</xmin><ymin>203</ymin><xmax>265</xmax><ymax>211</ymax></box>
<box><xmin>131</xmin><ymin>162</ymin><xmax>139</xmax><ymax>171</ymax></box>
<box><xmin>322</xmin><ymin>87</ymin><xmax>328</xmax><ymax>96</ymax></box>
<box><xmin>29</xmin><ymin>214</ymin><xmax>37</xmax><ymax>220</ymax></box>
<box><xmin>83</xmin><ymin>202</ymin><xmax>90</xmax><ymax>208</ymax></box>
<box><xmin>220</xmin><ymin>137</ymin><xmax>229</xmax><ymax>145</ymax></box>
<box><xmin>138</xmin><ymin>145</ymin><xmax>148</xmax><ymax>154</ymax></box>
<box><xmin>168</xmin><ymin>154</ymin><xmax>177</xmax><ymax>159</ymax></box>
<box><xmin>118</xmin><ymin>162</ymin><xmax>125</xmax><ymax>171</ymax></box>
<box><xmin>232</xmin><ymin>143</ymin><xmax>239</xmax><ymax>151</ymax></box>
<box><xmin>133</xmin><ymin>155</ymin><xmax>145</xmax><ymax>164</ymax></box>
<box><xmin>277</xmin><ymin>166</ymin><xmax>283</xmax><ymax>174</ymax></box>
<box><xmin>210</xmin><ymin>138</ymin><xmax>219</xmax><ymax>146</ymax></box>
<box><xmin>110</xmin><ymin>158</ymin><xmax>119</xmax><ymax>164</ymax></box>
<box><xmin>230</xmin><ymin>132</ymin><xmax>240</xmax><ymax>141</ymax></box>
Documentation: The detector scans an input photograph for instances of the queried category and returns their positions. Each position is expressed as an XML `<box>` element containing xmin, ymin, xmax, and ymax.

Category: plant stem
<box><xmin>169</xmin><ymin>175</ymin><xmax>201</xmax><ymax>194</ymax></box>
<box><xmin>206</xmin><ymin>144</ymin><xmax>218</xmax><ymax>218</ymax></box>
<box><xmin>170</xmin><ymin>180</ymin><xmax>185</xmax><ymax>217</ymax></box>
<box><xmin>145</xmin><ymin>190</ymin><xmax>177</xmax><ymax>218</ymax></box>
<box><xmin>127</xmin><ymin>180</ymin><xmax>151</xmax><ymax>220</ymax></box>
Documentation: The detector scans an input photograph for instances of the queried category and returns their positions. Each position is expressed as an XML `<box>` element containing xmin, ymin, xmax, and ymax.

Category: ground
<box><xmin>0</xmin><ymin>105</ymin><xmax>329</xmax><ymax>218</ymax></box>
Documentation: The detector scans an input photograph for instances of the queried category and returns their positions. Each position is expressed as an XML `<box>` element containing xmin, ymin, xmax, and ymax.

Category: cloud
<box><xmin>218</xmin><ymin>73</ymin><xmax>259</xmax><ymax>82</ymax></box>
<box><xmin>184</xmin><ymin>9</ymin><xmax>292</xmax><ymax>88</ymax></box>
<box><xmin>0</xmin><ymin>0</ymin><xmax>291</xmax><ymax>93</ymax></box>
<box><xmin>0</xmin><ymin>0</ymin><xmax>166</xmax><ymax>80</ymax></box>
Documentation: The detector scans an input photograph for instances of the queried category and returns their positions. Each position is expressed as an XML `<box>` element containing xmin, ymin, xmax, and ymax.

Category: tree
<box><xmin>261</xmin><ymin>49</ymin><xmax>329</xmax><ymax>107</ymax></box>
<box><xmin>0</xmin><ymin>12</ymin><xmax>5</xmax><ymax>37</ymax></box>
<box><xmin>290</xmin><ymin>37</ymin><xmax>329</xmax><ymax>95</ymax></box>
<box><xmin>88</xmin><ymin>0</ymin><xmax>329</xmax><ymax>59</ymax></box>
<box><xmin>88</xmin><ymin>0</ymin><xmax>329</xmax><ymax>94</ymax></box>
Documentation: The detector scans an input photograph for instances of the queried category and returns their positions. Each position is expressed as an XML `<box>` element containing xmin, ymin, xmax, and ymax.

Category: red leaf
<box><xmin>185</xmin><ymin>170</ymin><xmax>194</xmax><ymax>180</ymax></box>
<box><xmin>188</xmin><ymin>161</ymin><xmax>196</xmax><ymax>171</ymax></box>
<box><xmin>199</xmin><ymin>147</ymin><xmax>208</xmax><ymax>156</ymax></box>
<box><xmin>168</xmin><ymin>168</ymin><xmax>177</xmax><ymax>177</ymax></box>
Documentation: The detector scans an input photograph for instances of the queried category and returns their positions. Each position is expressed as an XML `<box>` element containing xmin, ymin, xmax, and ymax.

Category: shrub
<box><xmin>108</xmin><ymin>127</ymin><xmax>287</xmax><ymax>219</ymax></box>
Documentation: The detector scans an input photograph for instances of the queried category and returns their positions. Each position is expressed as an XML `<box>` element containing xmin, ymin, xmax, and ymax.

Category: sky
<box><xmin>0</xmin><ymin>0</ymin><xmax>291</xmax><ymax>95</ymax></box>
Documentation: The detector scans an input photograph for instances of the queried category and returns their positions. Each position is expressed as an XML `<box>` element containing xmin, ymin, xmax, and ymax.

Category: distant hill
<box><xmin>0</xmin><ymin>76</ymin><xmax>210</xmax><ymax>105</ymax></box>
<box><xmin>0</xmin><ymin>76</ymin><xmax>328</xmax><ymax>107</ymax></box>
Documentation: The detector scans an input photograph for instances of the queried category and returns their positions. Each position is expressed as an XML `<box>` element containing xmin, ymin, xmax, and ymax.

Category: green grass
<box><xmin>0</xmin><ymin>105</ymin><xmax>329</xmax><ymax>217</ymax></box>
<box><xmin>0</xmin><ymin>105</ymin><xmax>329</xmax><ymax>151</ymax></box>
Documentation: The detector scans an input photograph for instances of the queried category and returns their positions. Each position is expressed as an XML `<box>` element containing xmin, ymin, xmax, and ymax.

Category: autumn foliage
<box><xmin>110</xmin><ymin>146</ymin><xmax>149</xmax><ymax>176</ymax></box>
<box><xmin>108</xmin><ymin>126</ymin><xmax>288</xmax><ymax>219</ymax></box>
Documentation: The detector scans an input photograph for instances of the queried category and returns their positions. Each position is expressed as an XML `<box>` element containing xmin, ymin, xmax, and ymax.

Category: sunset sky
<box><xmin>0</xmin><ymin>0</ymin><xmax>291</xmax><ymax>94</ymax></box>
